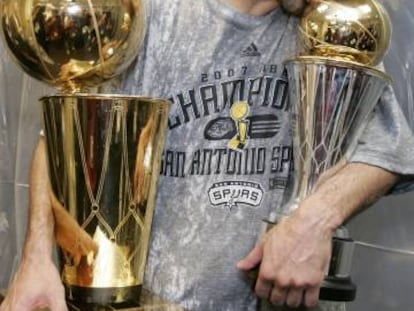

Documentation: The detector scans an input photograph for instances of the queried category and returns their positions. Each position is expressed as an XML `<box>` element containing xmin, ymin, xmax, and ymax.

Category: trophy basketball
<box><xmin>275</xmin><ymin>0</ymin><xmax>392</xmax><ymax>301</ymax></box>
<box><xmin>1</xmin><ymin>0</ymin><xmax>170</xmax><ymax>306</ymax></box>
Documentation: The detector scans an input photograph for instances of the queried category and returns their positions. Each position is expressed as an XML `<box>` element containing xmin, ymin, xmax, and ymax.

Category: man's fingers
<box><xmin>267</xmin><ymin>287</ymin><xmax>319</xmax><ymax>308</ymax></box>
<box><xmin>304</xmin><ymin>286</ymin><xmax>320</xmax><ymax>308</ymax></box>
<box><xmin>269</xmin><ymin>286</ymin><xmax>287</xmax><ymax>306</ymax></box>
<box><xmin>254</xmin><ymin>278</ymin><xmax>273</xmax><ymax>300</ymax></box>
<box><xmin>286</xmin><ymin>288</ymin><xmax>304</xmax><ymax>308</ymax></box>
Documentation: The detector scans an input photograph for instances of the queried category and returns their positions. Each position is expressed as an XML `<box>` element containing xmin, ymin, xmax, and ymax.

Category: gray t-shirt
<box><xmin>121</xmin><ymin>0</ymin><xmax>414</xmax><ymax>310</ymax></box>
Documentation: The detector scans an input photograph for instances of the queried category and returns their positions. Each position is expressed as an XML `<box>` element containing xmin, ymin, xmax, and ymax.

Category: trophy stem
<box><xmin>41</xmin><ymin>94</ymin><xmax>170</xmax><ymax>305</ymax></box>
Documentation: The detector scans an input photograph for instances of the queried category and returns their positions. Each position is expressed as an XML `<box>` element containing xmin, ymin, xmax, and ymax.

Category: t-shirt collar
<box><xmin>205</xmin><ymin>0</ymin><xmax>284</xmax><ymax>29</ymax></box>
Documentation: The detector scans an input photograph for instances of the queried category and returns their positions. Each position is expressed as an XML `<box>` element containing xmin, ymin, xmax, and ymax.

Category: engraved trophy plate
<box><xmin>1</xmin><ymin>0</ymin><xmax>170</xmax><ymax>306</ymax></box>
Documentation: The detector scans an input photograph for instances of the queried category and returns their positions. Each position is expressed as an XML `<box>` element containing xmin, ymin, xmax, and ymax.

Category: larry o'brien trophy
<box><xmin>1</xmin><ymin>0</ymin><xmax>170</xmax><ymax>307</ymax></box>
<box><xmin>267</xmin><ymin>0</ymin><xmax>392</xmax><ymax>302</ymax></box>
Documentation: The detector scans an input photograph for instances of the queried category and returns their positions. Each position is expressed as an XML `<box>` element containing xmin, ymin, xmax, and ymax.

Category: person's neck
<box><xmin>223</xmin><ymin>0</ymin><xmax>280</xmax><ymax>16</ymax></box>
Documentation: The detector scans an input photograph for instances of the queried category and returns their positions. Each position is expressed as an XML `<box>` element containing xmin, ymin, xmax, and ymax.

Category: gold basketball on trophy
<box><xmin>301</xmin><ymin>0</ymin><xmax>392</xmax><ymax>65</ymax></box>
<box><xmin>1</xmin><ymin>0</ymin><xmax>145</xmax><ymax>92</ymax></box>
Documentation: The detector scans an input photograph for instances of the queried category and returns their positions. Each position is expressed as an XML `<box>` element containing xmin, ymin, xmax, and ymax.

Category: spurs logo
<box><xmin>208</xmin><ymin>181</ymin><xmax>264</xmax><ymax>210</ymax></box>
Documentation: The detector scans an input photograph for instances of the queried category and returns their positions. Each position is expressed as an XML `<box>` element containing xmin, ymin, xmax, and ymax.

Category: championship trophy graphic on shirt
<box><xmin>1</xmin><ymin>0</ymin><xmax>169</xmax><ymax>306</ymax></box>
<box><xmin>272</xmin><ymin>0</ymin><xmax>392</xmax><ymax>301</ymax></box>
<box><xmin>228</xmin><ymin>101</ymin><xmax>250</xmax><ymax>150</ymax></box>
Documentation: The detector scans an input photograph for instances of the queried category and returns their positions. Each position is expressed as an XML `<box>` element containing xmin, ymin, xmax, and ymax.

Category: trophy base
<box><xmin>319</xmin><ymin>277</ymin><xmax>356</xmax><ymax>302</ymax></box>
<box><xmin>65</xmin><ymin>284</ymin><xmax>141</xmax><ymax>306</ymax></box>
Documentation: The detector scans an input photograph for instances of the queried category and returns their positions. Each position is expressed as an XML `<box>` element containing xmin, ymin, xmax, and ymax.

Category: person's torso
<box><xmin>122</xmin><ymin>1</ymin><xmax>333</xmax><ymax>310</ymax></box>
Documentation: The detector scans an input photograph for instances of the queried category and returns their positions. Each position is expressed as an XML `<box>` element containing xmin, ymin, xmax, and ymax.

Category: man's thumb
<box><xmin>237</xmin><ymin>242</ymin><xmax>264</xmax><ymax>271</ymax></box>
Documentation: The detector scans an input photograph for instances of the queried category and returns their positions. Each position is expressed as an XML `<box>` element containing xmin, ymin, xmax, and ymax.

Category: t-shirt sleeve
<box><xmin>349</xmin><ymin>84</ymin><xmax>414</xmax><ymax>194</ymax></box>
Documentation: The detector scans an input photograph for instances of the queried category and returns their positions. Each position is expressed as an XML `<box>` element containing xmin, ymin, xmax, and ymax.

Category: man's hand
<box><xmin>238</xmin><ymin>197</ymin><xmax>335</xmax><ymax>308</ymax></box>
<box><xmin>238</xmin><ymin>163</ymin><xmax>399</xmax><ymax>308</ymax></box>
<box><xmin>0</xmin><ymin>258</ymin><xmax>67</xmax><ymax>311</ymax></box>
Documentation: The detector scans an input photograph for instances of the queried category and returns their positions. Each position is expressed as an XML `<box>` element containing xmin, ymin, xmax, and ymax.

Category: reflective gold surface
<box><xmin>42</xmin><ymin>95</ymin><xmax>170</xmax><ymax>303</ymax></box>
<box><xmin>1</xmin><ymin>0</ymin><xmax>145</xmax><ymax>92</ymax></box>
<box><xmin>301</xmin><ymin>0</ymin><xmax>392</xmax><ymax>65</ymax></box>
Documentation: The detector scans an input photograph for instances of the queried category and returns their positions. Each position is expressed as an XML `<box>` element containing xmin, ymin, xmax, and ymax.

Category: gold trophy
<box><xmin>1</xmin><ymin>0</ymin><xmax>170</xmax><ymax>307</ymax></box>
<box><xmin>268</xmin><ymin>0</ymin><xmax>392</xmax><ymax>301</ymax></box>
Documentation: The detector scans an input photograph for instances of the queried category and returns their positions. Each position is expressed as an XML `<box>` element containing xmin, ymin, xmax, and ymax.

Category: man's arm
<box><xmin>0</xmin><ymin>139</ymin><xmax>67</xmax><ymax>311</ymax></box>
<box><xmin>238</xmin><ymin>162</ymin><xmax>399</xmax><ymax>308</ymax></box>
<box><xmin>25</xmin><ymin>139</ymin><xmax>55</xmax><ymax>273</ymax></box>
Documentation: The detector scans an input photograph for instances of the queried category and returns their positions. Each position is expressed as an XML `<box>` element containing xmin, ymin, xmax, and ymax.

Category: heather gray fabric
<box><xmin>121</xmin><ymin>0</ymin><xmax>414</xmax><ymax>310</ymax></box>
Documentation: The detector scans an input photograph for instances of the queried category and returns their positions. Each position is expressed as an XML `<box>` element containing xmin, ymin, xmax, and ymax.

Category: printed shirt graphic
<box><xmin>208</xmin><ymin>181</ymin><xmax>264</xmax><ymax>210</ymax></box>
<box><xmin>121</xmin><ymin>0</ymin><xmax>414</xmax><ymax>310</ymax></box>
